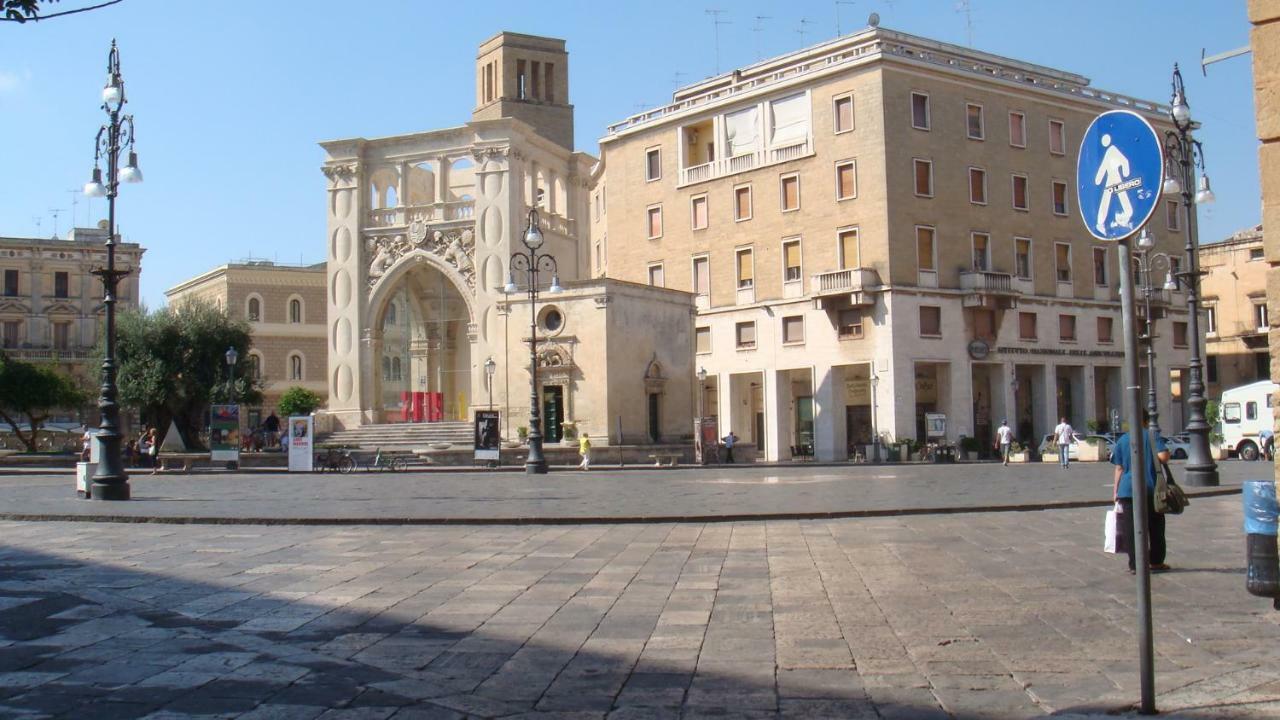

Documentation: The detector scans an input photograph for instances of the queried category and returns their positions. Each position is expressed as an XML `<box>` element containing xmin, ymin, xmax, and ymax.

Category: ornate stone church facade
<box><xmin>320</xmin><ymin>32</ymin><xmax>694</xmax><ymax>444</ymax></box>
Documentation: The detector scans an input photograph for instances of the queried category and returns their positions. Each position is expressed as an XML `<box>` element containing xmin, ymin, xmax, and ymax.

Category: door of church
<box><xmin>542</xmin><ymin>386</ymin><xmax>563</xmax><ymax>443</ymax></box>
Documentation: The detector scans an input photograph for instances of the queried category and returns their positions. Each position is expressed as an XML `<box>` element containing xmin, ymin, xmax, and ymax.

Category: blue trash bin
<box><xmin>1243</xmin><ymin>480</ymin><xmax>1280</xmax><ymax>608</ymax></box>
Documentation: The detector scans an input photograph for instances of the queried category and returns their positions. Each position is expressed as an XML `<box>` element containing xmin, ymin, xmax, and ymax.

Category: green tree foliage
<box><xmin>115</xmin><ymin>300</ymin><xmax>261</xmax><ymax>450</ymax></box>
<box><xmin>0</xmin><ymin>353</ymin><xmax>88</xmax><ymax>451</ymax></box>
<box><xmin>276</xmin><ymin>386</ymin><xmax>322</xmax><ymax>418</ymax></box>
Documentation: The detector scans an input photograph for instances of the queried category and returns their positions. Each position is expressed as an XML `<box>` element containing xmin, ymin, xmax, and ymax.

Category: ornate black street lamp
<box><xmin>82</xmin><ymin>40</ymin><xmax>143</xmax><ymax>501</ymax></box>
<box><xmin>225</xmin><ymin>347</ymin><xmax>239</xmax><ymax>404</ymax></box>
<box><xmin>1162</xmin><ymin>63</ymin><xmax>1219</xmax><ymax>486</ymax></box>
<box><xmin>870</xmin><ymin>366</ymin><xmax>881</xmax><ymax>463</ymax></box>
<box><xmin>485</xmin><ymin>356</ymin><xmax>497</xmax><ymax>411</ymax></box>
<box><xmin>504</xmin><ymin>208</ymin><xmax>562</xmax><ymax>475</ymax></box>
<box><xmin>1135</xmin><ymin>229</ymin><xmax>1180</xmax><ymax>441</ymax></box>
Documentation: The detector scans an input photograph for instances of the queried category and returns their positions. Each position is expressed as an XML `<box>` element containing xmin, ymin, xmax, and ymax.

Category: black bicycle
<box><xmin>316</xmin><ymin>446</ymin><xmax>355</xmax><ymax>474</ymax></box>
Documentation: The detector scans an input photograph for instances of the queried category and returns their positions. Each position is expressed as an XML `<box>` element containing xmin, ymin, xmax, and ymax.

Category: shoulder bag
<box><xmin>1155</xmin><ymin>461</ymin><xmax>1189</xmax><ymax>515</ymax></box>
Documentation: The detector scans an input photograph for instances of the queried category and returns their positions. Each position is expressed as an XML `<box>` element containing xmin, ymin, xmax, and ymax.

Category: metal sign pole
<box><xmin>1118</xmin><ymin>236</ymin><xmax>1156</xmax><ymax>714</ymax></box>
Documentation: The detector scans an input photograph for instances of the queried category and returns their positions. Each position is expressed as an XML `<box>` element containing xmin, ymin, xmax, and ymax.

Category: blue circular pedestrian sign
<box><xmin>1076</xmin><ymin>110</ymin><xmax>1164</xmax><ymax>241</ymax></box>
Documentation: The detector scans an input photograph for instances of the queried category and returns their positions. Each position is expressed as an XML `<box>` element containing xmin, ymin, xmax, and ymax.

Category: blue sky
<box><xmin>0</xmin><ymin>0</ymin><xmax>1257</xmax><ymax>309</ymax></box>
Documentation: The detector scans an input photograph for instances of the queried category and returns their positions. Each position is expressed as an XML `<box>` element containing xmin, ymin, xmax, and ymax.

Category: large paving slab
<box><xmin>0</xmin><ymin>495</ymin><xmax>1278</xmax><ymax>718</ymax></box>
<box><xmin>0</xmin><ymin>460</ymin><xmax>1263</xmax><ymax>523</ymax></box>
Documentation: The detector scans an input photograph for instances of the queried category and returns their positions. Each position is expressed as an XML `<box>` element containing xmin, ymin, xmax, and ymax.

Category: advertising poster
<box><xmin>210</xmin><ymin>404</ymin><xmax>240</xmax><ymax>463</ymax></box>
<box><xmin>474</xmin><ymin>410</ymin><xmax>500</xmax><ymax>461</ymax></box>
<box><xmin>287</xmin><ymin>415</ymin><xmax>314</xmax><ymax>472</ymax></box>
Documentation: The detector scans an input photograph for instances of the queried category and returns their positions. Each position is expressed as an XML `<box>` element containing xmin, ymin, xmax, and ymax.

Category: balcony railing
<box><xmin>678</xmin><ymin>137</ymin><xmax>813</xmax><ymax>187</ymax></box>
<box><xmin>811</xmin><ymin>267</ymin><xmax>880</xmax><ymax>297</ymax></box>
<box><xmin>3</xmin><ymin>347</ymin><xmax>95</xmax><ymax>361</ymax></box>
<box><xmin>365</xmin><ymin>200</ymin><xmax>476</xmax><ymax>229</ymax></box>
<box><xmin>960</xmin><ymin>270</ymin><xmax>1016</xmax><ymax>294</ymax></box>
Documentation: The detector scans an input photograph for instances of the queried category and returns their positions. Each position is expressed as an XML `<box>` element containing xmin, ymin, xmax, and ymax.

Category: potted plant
<box><xmin>1078</xmin><ymin>436</ymin><xmax>1104</xmax><ymax>462</ymax></box>
<box><xmin>1008</xmin><ymin>441</ymin><xmax>1027</xmax><ymax>463</ymax></box>
<box><xmin>562</xmin><ymin>423</ymin><xmax>578</xmax><ymax>444</ymax></box>
<box><xmin>959</xmin><ymin>435</ymin><xmax>980</xmax><ymax>461</ymax></box>
<box><xmin>517</xmin><ymin>426</ymin><xmax>528</xmax><ymax>444</ymax></box>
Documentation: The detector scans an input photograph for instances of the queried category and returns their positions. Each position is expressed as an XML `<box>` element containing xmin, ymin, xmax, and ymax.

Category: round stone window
<box><xmin>539</xmin><ymin>306</ymin><xmax>564</xmax><ymax>334</ymax></box>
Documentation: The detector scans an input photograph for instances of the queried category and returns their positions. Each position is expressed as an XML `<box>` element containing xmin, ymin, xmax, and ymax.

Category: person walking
<box><xmin>1053</xmin><ymin>417</ymin><xmax>1075</xmax><ymax>468</ymax></box>
<box><xmin>147</xmin><ymin>427</ymin><xmax>160</xmax><ymax>474</ymax></box>
<box><xmin>1112</xmin><ymin>417</ymin><xmax>1171</xmax><ymax>574</ymax></box>
<box><xmin>722</xmin><ymin>432</ymin><xmax>738</xmax><ymax>464</ymax></box>
<box><xmin>995</xmin><ymin>419</ymin><xmax>1014</xmax><ymax>466</ymax></box>
<box><xmin>1260</xmin><ymin>427</ymin><xmax>1274</xmax><ymax>461</ymax></box>
<box><xmin>578</xmin><ymin>432</ymin><xmax>592</xmax><ymax>471</ymax></box>
<box><xmin>263</xmin><ymin>412</ymin><xmax>281</xmax><ymax>449</ymax></box>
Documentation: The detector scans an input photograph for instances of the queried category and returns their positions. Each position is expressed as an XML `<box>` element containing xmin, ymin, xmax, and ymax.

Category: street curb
<box><xmin>0</xmin><ymin>487</ymin><xmax>1242</xmax><ymax>526</ymax></box>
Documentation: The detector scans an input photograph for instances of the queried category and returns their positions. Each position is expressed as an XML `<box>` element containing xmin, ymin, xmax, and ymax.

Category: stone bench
<box><xmin>648</xmin><ymin>453</ymin><xmax>680</xmax><ymax>467</ymax></box>
<box><xmin>156</xmin><ymin>452</ymin><xmax>212</xmax><ymax>472</ymax></box>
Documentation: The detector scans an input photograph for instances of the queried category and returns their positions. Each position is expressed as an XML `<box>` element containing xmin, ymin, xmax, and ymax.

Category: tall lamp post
<box><xmin>1163</xmin><ymin>63</ymin><xmax>1219</xmax><ymax>486</ymax></box>
<box><xmin>1135</xmin><ymin>230</ymin><xmax>1180</xmax><ymax>442</ymax></box>
<box><xmin>225</xmin><ymin>347</ymin><xmax>239</xmax><ymax>405</ymax></box>
<box><xmin>484</xmin><ymin>357</ymin><xmax>497</xmax><ymax>411</ymax></box>
<box><xmin>696</xmin><ymin>366</ymin><xmax>708</xmax><ymax>464</ymax></box>
<box><xmin>870</xmin><ymin>367</ymin><xmax>881</xmax><ymax>463</ymax></box>
<box><xmin>504</xmin><ymin>208</ymin><xmax>562</xmax><ymax>475</ymax></box>
<box><xmin>82</xmin><ymin>40</ymin><xmax>143</xmax><ymax>501</ymax></box>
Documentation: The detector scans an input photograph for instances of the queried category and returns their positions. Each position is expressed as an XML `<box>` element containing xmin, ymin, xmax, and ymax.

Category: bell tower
<box><xmin>473</xmin><ymin>32</ymin><xmax>574</xmax><ymax>150</ymax></box>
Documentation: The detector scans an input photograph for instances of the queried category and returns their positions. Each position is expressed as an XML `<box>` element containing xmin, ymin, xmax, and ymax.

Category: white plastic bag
<box><xmin>1104</xmin><ymin>502</ymin><xmax>1122</xmax><ymax>554</ymax></box>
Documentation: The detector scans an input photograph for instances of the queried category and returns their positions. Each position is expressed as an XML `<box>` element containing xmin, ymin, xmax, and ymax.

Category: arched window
<box><xmin>392</xmin><ymin>357</ymin><xmax>402</xmax><ymax>381</ymax></box>
<box><xmin>288</xmin><ymin>298</ymin><xmax>302</xmax><ymax>324</ymax></box>
<box><xmin>387</xmin><ymin>302</ymin><xmax>397</xmax><ymax>324</ymax></box>
<box><xmin>249</xmin><ymin>353</ymin><xmax>261</xmax><ymax>380</ymax></box>
<box><xmin>382</xmin><ymin>356</ymin><xmax>391</xmax><ymax>380</ymax></box>
<box><xmin>247</xmin><ymin>297</ymin><xmax>260</xmax><ymax>322</ymax></box>
<box><xmin>289</xmin><ymin>353</ymin><xmax>303</xmax><ymax>380</ymax></box>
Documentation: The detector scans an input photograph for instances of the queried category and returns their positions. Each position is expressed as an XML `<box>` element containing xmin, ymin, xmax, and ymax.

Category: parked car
<box><xmin>1083</xmin><ymin>434</ymin><xmax>1116</xmax><ymax>460</ymax></box>
<box><xmin>1163</xmin><ymin>433</ymin><xmax>1191</xmax><ymax>460</ymax></box>
<box><xmin>1039</xmin><ymin>432</ymin><xmax>1086</xmax><ymax>460</ymax></box>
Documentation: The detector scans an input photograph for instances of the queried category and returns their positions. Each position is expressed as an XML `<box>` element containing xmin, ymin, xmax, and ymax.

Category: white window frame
<box><xmin>691</xmin><ymin>253</ymin><xmax>710</xmax><ymax>297</ymax></box>
<box><xmin>1011</xmin><ymin>173</ymin><xmax>1030</xmax><ymax>211</ymax></box>
<box><xmin>835</xmin><ymin>159</ymin><xmax>857</xmax><ymax>201</ymax></box>
<box><xmin>1008</xmin><ymin>111</ymin><xmax>1026</xmax><ymax>148</ymax></box>
<box><xmin>781</xmin><ymin>315</ymin><xmax>805</xmax><ymax>345</ymax></box>
<box><xmin>735</xmin><ymin>320</ymin><xmax>757</xmax><ymax>350</ymax></box>
<box><xmin>1055</xmin><ymin>242</ymin><xmax>1073</xmax><ymax>284</ymax></box>
<box><xmin>647</xmin><ymin>261</ymin><xmax>665</xmax><ymax>288</ymax></box>
<box><xmin>833</xmin><ymin>92</ymin><xmax>855</xmax><ymax>134</ymax></box>
<box><xmin>646</xmin><ymin>204</ymin><xmax>663</xmax><ymax>240</ymax></box>
<box><xmin>695</xmin><ymin>326</ymin><xmax>712</xmax><ymax>355</ymax></box>
<box><xmin>645</xmin><ymin>146</ymin><xmax>662</xmax><ymax>182</ymax></box>
<box><xmin>968</xmin><ymin>166</ymin><xmax>987</xmax><ymax>205</ymax></box>
<box><xmin>781</xmin><ymin>237</ymin><xmax>803</xmax><ymax>284</ymax></box>
<box><xmin>915</xmin><ymin>224</ymin><xmax>937</xmax><ymax>274</ymax></box>
<box><xmin>1205</xmin><ymin>304</ymin><xmax>1217</xmax><ymax>336</ymax></box>
<box><xmin>735</xmin><ymin>247</ymin><xmax>755</xmax><ymax>290</ymax></box>
<box><xmin>1049</xmin><ymin>119</ymin><xmax>1066</xmax><ymax>155</ymax></box>
<box><xmin>965</xmin><ymin>102</ymin><xmax>985</xmax><ymax>140</ymax></box>
<box><xmin>1052</xmin><ymin>180</ymin><xmax>1069</xmax><ymax>216</ymax></box>
<box><xmin>287</xmin><ymin>294</ymin><xmax>305</xmax><ymax>324</ymax></box>
<box><xmin>971</xmin><ymin>232</ymin><xmax>991</xmax><ymax>271</ymax></box>
<box><xmin>1092</xmin><ymin>246</ymin><xmax>1108</xmax><ymax>287</ymax></box>
<box><xmin>1014</xmin><ymin>237</ymin><xmax>1033</xmax><ymax>280</ymax></box>
<box><xmin>734</xmin><ymin>184</ymin><xmax>753</xmax><ymax>222</ymax></box>
<box><xmin>913</xmin><ymin>158</ymin><xmax>934</xmax><ymax>198</ymax></box>
<box><xmin>837</xmin><ymin>226</ymin><xmax>860</xmax><ymax>270</ymax></box>
<box><xmin>910</xmin><ymin>91</ymin><xmax>931</xmax><ymax>131</ymax></box>
<box><xmin>1255</xmin><ymin>300</ymin><xmax>1269</xmax><ymax>332</ymax></box>
<box><xmin>779</xmin><ymin>172</ymin><xmax>801</xmax><ymax>213</ymax></box>
<box><xmin>690</xmin><ymin>193</ymin><xmax>709</xmax><ymax>231</ymax></box>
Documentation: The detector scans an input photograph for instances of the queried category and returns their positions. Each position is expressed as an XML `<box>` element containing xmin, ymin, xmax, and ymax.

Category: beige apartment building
<box><xmin>165</xmin><ymin>261</ymin><xmax>327</xmax><ymax>427</ymax></box>
<box><xmin>593</xmin><ymin>25</ymin><xmax>1192</xmax><ymax>461</ymax></box>
<box><xmin>1200</xmin><ymin>226</ymin><xmax>1269</xmax><ymax>399</ymax></box>
<box><xmin>318</xmin><ymin>32</ymin><xmax>695</xmax><ymax>444</ymax></box>
<box><xmin>0</xmin><ymin>226</ymin><xmax>144</xmax><ymax>389</ymax></box>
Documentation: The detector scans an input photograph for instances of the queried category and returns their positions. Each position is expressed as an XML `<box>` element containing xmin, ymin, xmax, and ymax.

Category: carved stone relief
<box><xmin>365</xmin><ymin>226</ymin><xmax>476</xmax><ymax>291</ymax></box>
<box><xmin>321</xmin><ymin>163</ymin><xmax>358</xmax><ymax>185</ymax></box>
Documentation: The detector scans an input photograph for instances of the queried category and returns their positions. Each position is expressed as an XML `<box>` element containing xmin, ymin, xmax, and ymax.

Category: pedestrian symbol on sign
<box><xmin>1076</xmin><ymin>110</ymin><xmax>1163</xmax><ymax>242</ymax></box>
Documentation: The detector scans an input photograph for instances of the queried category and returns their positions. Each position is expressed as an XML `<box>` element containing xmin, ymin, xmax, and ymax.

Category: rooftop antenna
<box><xmin>706</xmin><ymin>9</ymin><xmax>731</xmax><ymax>74</ymax></box>
<box><xmin>65</xmin><ymin>189</ymin><xmax>81</xmax><ymax>228</ymax></box>
<box><xmin>835</xmin><ymin>1</ymin><xmax>856</xmax><ymax>36</ymax></box>
<box><xmin>672</xmin><ymin>70</ymin><xmax>688</xmax><ymax>90</ymax></box>
<box><xmin>797</xmin><ymin>18</ymin><xmax>817</xmax><ymax>48</ymax></box>
<box><xmin>32</xmin><ymin>216</ymin><xmax>41</xmax><ymax>236</ymax></box>
<box><xmin>956</xmin><ymin>0</ymin><xmax>975</xmax><ymax>47</ymax></box>
<box><xmin>48</xmin><ymin>208</ymin><xmax>63</xmax><ymax>238</ymax></box>
<box><xmin>752</xmin><ymin>16</ymin><xmax>772</xmax><ymax>60</ymax></box>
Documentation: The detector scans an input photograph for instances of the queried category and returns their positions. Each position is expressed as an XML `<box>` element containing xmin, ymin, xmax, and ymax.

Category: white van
<box><xmin>1220</xmin><ymin>380</ymin><xmax>1278</xmax><ymax>460</ymax></box>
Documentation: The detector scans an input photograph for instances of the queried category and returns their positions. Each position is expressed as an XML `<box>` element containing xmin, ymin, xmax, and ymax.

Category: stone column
<box><xmin>716</xmin><ymin>371</ymin><xmax>734</xmax><ymax>438</ymax></box>
<box><xmin>949</xmin><ymin>361</ymin><xmax>973</xmax><ymax>441</ymax></box>
<box><xmin>1038</xmin><ymin>363</ymin><xmax>1057</xmax><ymax>440</ymax></box>
<box><xmin>323</xmin><ymin>157</ymin><xmax>366</xmax><ymax>429</ymax></box>
<box><xmin>812</xmin><ymin>363</ymin><xmax>840</xmax><ymax>462</ymax></box>
<box><xmin>763</xmin><ymin>368</ymin><xmax>784</xmax><ymax>461</ymax></box>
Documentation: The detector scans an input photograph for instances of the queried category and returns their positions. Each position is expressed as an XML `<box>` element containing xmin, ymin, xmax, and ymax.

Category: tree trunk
<box><xmin>0</xmin><ymin>410</ymin><xmax>38</xmax><ymax>452</ymax></box>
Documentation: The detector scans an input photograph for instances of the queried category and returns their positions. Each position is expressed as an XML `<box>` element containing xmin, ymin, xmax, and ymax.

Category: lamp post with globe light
<box><xmin>696</xmin><ymin>366</ymin><xmax>708</xmax><ymax>464</ymax></box>
<box><xmin>1162</xmin><ymin>63</ymin><xmax>1218</xmax><ymax>486</ymax></box>
<box><xmin>504</xmin><ymin>208</ymin><xmax>562</xmax><ymax>475</ymax></box>
<box><xmin>485</xmin><ymin>357</ymin><xmax>497</xmax><ymax>411</ymax></box>
<box><xmin>82</xmin><ymin>40</ymin><xmax>143</xmax><ymax>501</ymax></box>
<box><xmin>1134</xmin><ymin>229</ymin><xmax>1180</xmax><ymax>442</ymax></box>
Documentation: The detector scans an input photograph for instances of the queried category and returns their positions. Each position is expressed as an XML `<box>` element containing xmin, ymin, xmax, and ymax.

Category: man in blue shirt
<box><xmin>1112</xmin><ymin>418</ymin><xmax>1171</xmax><ymax>574</ymax></box>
